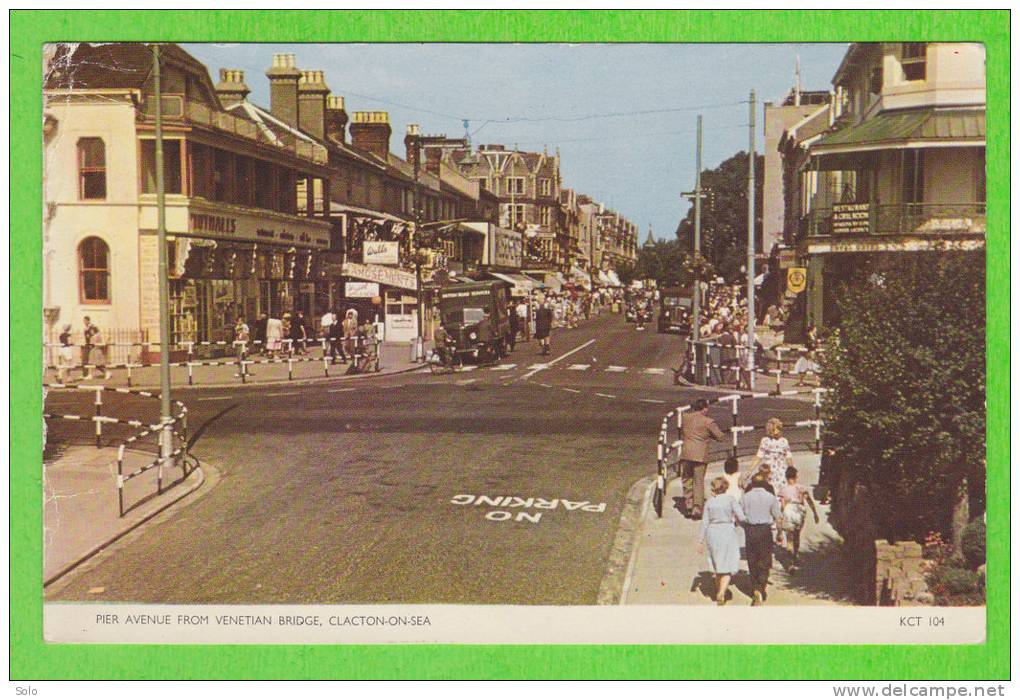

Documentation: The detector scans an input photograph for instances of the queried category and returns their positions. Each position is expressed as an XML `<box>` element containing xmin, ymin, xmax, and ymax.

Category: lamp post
<box><xmin>410</xmin><ymin>128</ymin><xmax>424</xmax><ymax>361</ymax></box>
<box><xmin>152</xmin><ymin>45</ymin><xmax>174</xmax><ymax>467</ymax></box>
<box><xmin>682</xmin><ymin>115</ymin><xmax>705</xmax><ymax>382</ymax></box>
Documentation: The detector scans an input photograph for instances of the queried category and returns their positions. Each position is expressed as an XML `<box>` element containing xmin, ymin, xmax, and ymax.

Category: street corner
<box><xmin>597</xmin><ymin>475</ymin><xmax>656</xmax><ymax>605</ymax></box>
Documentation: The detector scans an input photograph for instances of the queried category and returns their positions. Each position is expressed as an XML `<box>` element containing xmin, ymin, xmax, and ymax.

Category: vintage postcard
<box><xmin>33</xmin><ymin>27</ymin><xmax>994</xmax><ymax>653</ymax></box>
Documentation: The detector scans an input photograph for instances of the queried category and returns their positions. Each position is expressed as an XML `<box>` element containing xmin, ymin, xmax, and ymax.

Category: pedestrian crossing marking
<box><xmin>526</xmin><ymin>363</ymin><xmax>550</xmax><ymax>370</ymax></box>
<box><xmin>567</xmin><ymin>364</ymin><xmax>590</xmax><ymax>371</ymax></box>
<box><xmin>490</xmin><ymin>363</ymin><xmax>517</xmax><ymax>371</ymax></box>
<box><xmin>606</xmin><ymin>366</ymin><xmax>628</xmax><ymax>372</ymax></box>
<box><xmin>455</xmin><ymin>365</ymin><xmax>478</xmax><ymax>372</ymax></box>
<box><xmin>643</xmin><ymin>368</ymin><xmax>666</xmax><ymax>375</ymax></box>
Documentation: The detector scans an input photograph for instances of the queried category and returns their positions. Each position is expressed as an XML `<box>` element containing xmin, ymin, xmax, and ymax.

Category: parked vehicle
<box><xmin>658</xmin><ymin>286</ymin><xmax>694</xmax><ymax>334</ymax></box>
<box><xmin>437</xmin><ymin>281</ymin><xmax>514</xmax><ymax>362</ymax></box>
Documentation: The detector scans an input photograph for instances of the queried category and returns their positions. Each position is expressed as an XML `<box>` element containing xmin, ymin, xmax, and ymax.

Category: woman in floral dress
<box><xmin>748</xmin><ymin>417</ymin><xmax>795</xmax><ymax>500</ymax></box>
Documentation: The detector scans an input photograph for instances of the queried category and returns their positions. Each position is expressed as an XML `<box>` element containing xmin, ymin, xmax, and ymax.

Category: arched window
<box><xmin>77</xmin><ymin>137</ymin><xmax>106</xmax><ymax>200</ymax></box>
<box><xmin>79</xmin><ymin>237</ymin><xmax>110</xmax><ymax>303</ymax></box>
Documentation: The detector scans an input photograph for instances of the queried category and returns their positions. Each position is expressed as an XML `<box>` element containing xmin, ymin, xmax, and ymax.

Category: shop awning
<box><xmin>606</xmin><ymin>270</ymin><xmax>622</xmax><ymax>287</ymax></box>
<box><xmin>488</xmin><ymin>272</ymin><xmax>536</xmax><ymax>295</ymax></box>
<box><xmin>811</xmin><ymin>108</ymin><xmax>985</xmax><ymax>156</ymax></box>
<box><xmin>330</xmin><ymin>202</ymin><xmax>409</xmax><ymax>224</ymax></box>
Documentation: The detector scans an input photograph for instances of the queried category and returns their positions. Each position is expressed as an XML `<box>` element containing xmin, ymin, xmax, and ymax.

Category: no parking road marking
<box><xmin>450</xmin><ymin>494</ymin><xmax>607</xmax><ymax>525</ymax></box>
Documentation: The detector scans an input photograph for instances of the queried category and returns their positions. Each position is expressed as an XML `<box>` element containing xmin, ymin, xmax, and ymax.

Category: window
<box><xmin>901</xmin><ymin>149</ymin><xmax>925</xmax><ymax>204</ymax></box>
<box><xmin>507</xmin><ymin>177</ymin><xmax>525</xmax><ymax>195</ymax></box>
<box><xmin>77</xmin><ymin>138</ymin><xmax>107</xmax><ymax>200</ymax></box>
<box><xmin>540</xmin><ymin>207</ymin><xmax>551</xmax><ymax>227</ymax></box>
<box><xmin>539</xmin><ymin>178</ymin><xmax>552</xmax><ymax>196</ymax></box>
<box><xmin>79</xmin><ymin>237</ymin><xmax>110</xmax><ymax>303</ymax></box>
<box><xmin>140</xmin><ymin>139</ymin><xmax>183</xmax><ymax>195</ymax></box>
<box><xmin>901</xmin><ymin>43</ymin><xmax>927</xmax><ymax>82</ymax></box>
<box><xmin>507</xmin><ymin>203</ymin><xmax>525</xmax><ymax>227</ymax></box>
<box><xmin>868</xmin><ymin>65</ymin><xmax>883</xmax><ymax>95</ymax></box>
<box><xmin>477</xmin><ymin>177</ymin><xmax>488</xmax><ymax>191</ymax></box>
<box><xmin>975</xmin><ymin>149</ymin><xmax>986</xmax><ymax>211</ymax></box>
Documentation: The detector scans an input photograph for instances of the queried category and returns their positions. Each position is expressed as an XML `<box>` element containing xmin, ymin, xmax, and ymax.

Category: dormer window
<box><xmin>901</xmin><ymin>43</ymin><xmax>927</xmax><ymax>82</ymax></box>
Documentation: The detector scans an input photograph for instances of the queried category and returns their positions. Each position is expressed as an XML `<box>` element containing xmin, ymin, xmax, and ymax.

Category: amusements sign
<box><xmin>831</xmin><ymin>202</ymin><xmax>871</xmax><ymax>235</ymax></box>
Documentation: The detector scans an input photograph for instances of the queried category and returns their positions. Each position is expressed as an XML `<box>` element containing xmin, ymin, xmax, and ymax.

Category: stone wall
<box><xmin>875</xmin><ymin>540</ymin><xmax>933</xmax><ymax>606</ymax></box>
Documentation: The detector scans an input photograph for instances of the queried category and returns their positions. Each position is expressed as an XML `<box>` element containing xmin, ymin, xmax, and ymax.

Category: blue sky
<box><xmin>184</xmin><ymin>42</ymin><xmax>848</xmax><ymax>240</ymax></box>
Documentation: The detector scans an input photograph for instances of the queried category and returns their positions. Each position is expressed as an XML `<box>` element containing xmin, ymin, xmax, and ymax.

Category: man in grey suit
<box><xmin>679</xmin><ymin>399</ymin><xmax>725</xmax><ymax>518</ymax></box>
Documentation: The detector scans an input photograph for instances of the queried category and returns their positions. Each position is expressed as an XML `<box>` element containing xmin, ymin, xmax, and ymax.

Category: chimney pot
<box><xmin>351</xmin><ymin>111</ymin><xmax>392</xmax><ymax>160</ymax></box>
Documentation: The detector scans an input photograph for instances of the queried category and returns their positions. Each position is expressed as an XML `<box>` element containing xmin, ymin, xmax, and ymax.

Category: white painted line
<box><xmin>596</xmin><ymin>392</ymin><xmax>617</xmax><ymax>399</ymax></box>
<box><xmin>455</xmin><ymin>378</ymin><xmax>478</xmax><ymax>386</ymax></box>
<box><xmin>526</xmin><ymin>363</ymin><xmax>550</xmax><ymax>371</ymax></box>
<box><xmin>521</xmin><ymin>339</ymin><xmax>596</xmax><ymax>380</ymax></box>
<box><xmin>455</xmin><ymin>365</ymin><xmax>478</xmax><ymax>372</ymax></box>
<box><xmin>490</xmin><ymin>363</ymin><xmax>517</xmax><ymax>370</ymax></box>
<box><xmin>639</xmin><ymin>398</ymin><xmax>666</xmax><ymax>404</ymax></box>
<box><xmin>567</xmin><ymin>364</ymin><xmax>590</xmax><ymax>371</ymax></box>
<box><xmin>562</xmin><ymin>387</ymin><xmax>582</xmax><ymax>393</ymax></box>
<box><xmin>266</xmin><ymin>391</ymin><xmax>300</xmax><ymax>397</ymax></box>
<box><xmin>606</xmin><ymin>366</ymin><xmax>628</xmax><ymax>373</ymax></box>
<box><xmin>538</xmin><ymin>383</ymin><xmax>553</xmax><ymax>388</ymax></box>
<box><xmin>194</xmin><ymin>396</ymin><xmax>232</xmax><ymax>402</ymax></box>
<box><xmin>643</xmin><ymin>368</ymin><xmax>666</xmax><ymax>375</ymax></box>
<box><xmin>327</xmin><ymin>387</ymin><xmax>356</xmax><ymax>393</ymax></box>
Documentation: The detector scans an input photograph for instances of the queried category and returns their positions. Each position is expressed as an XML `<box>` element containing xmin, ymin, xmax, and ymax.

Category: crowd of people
<box><xmin>680</xmin><ymin>400</ymin><xmax>820</xmax><ymax>606</ymax></box>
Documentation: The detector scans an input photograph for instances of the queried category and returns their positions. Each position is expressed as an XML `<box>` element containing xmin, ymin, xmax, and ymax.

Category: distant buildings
<box><xmin>43</xmin><ymin>43</ymin><xmax>640</xmax><ymax>347</ymax></box>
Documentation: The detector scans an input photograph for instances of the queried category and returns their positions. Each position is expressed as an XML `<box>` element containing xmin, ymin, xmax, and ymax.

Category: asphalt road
<box><xmin>45</xmin><ymin>310</ymin><xmax>816</xmax><ymax>604</ymax></box>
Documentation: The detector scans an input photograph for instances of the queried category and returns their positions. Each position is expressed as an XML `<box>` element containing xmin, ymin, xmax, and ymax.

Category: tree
<box><xmin>633</xmin><ymin>239</ymin><xmax>690</xmax><ymax>288</ymax></box>
<box><xmin>822</xmin><ymin>251</ymin><xmax>985</xmax><ymax>546</ymax></box>
<box><xmin>675</xmin><ymin>151</ymin><xmax>764</xmax><ymax>282</ymax></box>
<box><xmin>615</xmin><ymin>260</ymin><xmax>636</xmax><ymax>287</ymax></box>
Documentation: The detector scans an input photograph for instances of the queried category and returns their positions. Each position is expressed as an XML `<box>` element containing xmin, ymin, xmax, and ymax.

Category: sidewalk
<box><xmin>43</xmin><ymin>445</ymin><xmax>204</xmax><ymax>584</ymax></box>
<box><xmin>44</xmin><ymin>341</ymin><xmax>429</xmax><ymax>391</ymax></box>
<box><xmin>623</xmin><ymin>452</ymin><xmax>852</xmax><ymax>606</ymax></box>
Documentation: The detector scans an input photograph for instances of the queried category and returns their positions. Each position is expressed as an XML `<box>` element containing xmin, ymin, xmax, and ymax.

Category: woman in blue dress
<box><xmin>697</xmin><ymin>476</ymin><xmax>747</xmax><ymax>605</ymax></box>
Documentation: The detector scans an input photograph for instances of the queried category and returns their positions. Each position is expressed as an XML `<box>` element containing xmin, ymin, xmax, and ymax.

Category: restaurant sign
<box><xmin>831</xmin><ymin>203</ymin><xmax>871</xmax><ymax>236</ymax></box>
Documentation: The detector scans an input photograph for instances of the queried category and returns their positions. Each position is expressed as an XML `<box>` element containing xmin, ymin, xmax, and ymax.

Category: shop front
<box><xmin>341</xmin><ymin>261</ymin><xmax>419</xmax><ymax>343</ymax></box>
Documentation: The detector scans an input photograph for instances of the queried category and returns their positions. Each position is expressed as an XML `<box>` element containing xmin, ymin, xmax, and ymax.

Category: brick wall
<box><xmin>875</xmin><ymin>540</ymin><xmax>933</xmax><ymax>606</ymax></box>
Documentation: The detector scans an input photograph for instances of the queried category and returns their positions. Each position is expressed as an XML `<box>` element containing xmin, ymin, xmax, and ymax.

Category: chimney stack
<box><xmin>266</xmin><ymin>53</ymin><xmax>301</xmax><ymax>128</ymax></box>
<box><xmin>349</xmin><ymin>111</ymin><xmax>392</xmax><ymax>160</ymax></box>
<box><xmin>215</xmin><ymin>69</ymin><xmax>250</xmax><ymax>107</ymax></box>
<box><xmin>325</xmin><ymin>95</ymin><xmax>348</xmax><ymax>144</ymax></box>
<box><xmin>404</xmin><ymin>124</ymin><xmax>420</xmax><ymax>166</ymax></box>
<box><xmin>298</xmin><ymin>70</ymin><xmax>329</xmax><ymax>139</ymax></box>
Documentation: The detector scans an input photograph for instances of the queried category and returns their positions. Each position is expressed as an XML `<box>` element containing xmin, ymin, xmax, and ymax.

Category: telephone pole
<box><xmin>152</xmin><ymin>45</ymin><xmax>173</xmax><ymax>466</ymax></box>
<box><xmin>746</xmin><ymin>89</ymin><xmax>757</xmax><ymax>390</ymax></box>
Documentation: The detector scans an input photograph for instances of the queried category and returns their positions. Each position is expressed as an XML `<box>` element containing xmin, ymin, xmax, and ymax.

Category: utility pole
<box><xmin>746</xmin><ymin>89</ymin><xmax>757</xmax><ymax>390</ymax></box>
<box><xmin>411</xmin><ymin>128</ymin><xmax>424</xmax><ymax>360</ymax></box>
<box><xmin>152</xmin><ymin>45</ymin><xmax>173</xmax><ymax>467</ymax></box>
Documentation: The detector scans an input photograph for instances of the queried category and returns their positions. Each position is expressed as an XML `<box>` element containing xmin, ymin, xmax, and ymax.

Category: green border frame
<box><xmin>11</xmin><ymin>10</ymin><xmax>1009</xmax><ymax>680</ymax></box>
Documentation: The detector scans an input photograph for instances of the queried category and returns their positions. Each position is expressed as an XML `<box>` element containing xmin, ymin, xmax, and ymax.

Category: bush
<box><xmin>822</xmin><ymin>251</ymin><xmax>985</xmax><ymax>543</ymax></box>
<box><xmin>926</xmin><ymin>563</ymin><xmax>984</xmax><ymax>606</ymax></box>
<box><xmin>961</xmin><ymin>520</ymin><xmax>986</xmax><ymax>569</ymax></box>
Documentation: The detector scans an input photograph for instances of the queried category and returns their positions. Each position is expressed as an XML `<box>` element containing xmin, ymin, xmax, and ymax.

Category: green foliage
<box><xmin>634</xmin><ymin>239</ymin><xmax>691</xmax><ymax>288</ymax></box>
<box><xmin>823</xmin><ymin>251</ymin><xmax>985</xmax><ymax>543</ymax></box>
<box><xmin>675</xmin><ymin>151</ymin><xmax>764</xmax><ymax>282</ymax></box>
<box><xmin>960</xmin><ymin>520</ymin><xmax>986</xmax><ymax>569</ymax></box>
<box><xmin>925</xmin><ymin>563</ymin><xmax>984</xmax><ymax>606</ymax></box>
<box><xmin>615</xmin><ymin>260</ymin><xmax>636</xmax><ymax>287</ymax></box>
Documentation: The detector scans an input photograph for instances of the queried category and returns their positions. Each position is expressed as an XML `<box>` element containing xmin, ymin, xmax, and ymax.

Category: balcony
<box><xmin>800</xmin><ymin>202</ymin><xmax>986</xmax><ymax>239</ymax></box>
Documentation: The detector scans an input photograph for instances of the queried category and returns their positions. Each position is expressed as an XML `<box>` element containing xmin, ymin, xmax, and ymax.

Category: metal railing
<box><xmin>800</xmin><ymin>202</ymin><xmax>987</xmax><ymax>239</ymax></box>
<box><xmin>652</xmin><ymin>388</ymin><xmax>827</xmax><ymax>518</ymax></box>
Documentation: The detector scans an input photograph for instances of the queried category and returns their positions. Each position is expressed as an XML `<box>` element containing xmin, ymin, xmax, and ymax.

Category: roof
<box><xmin>811</xmin><ymin>108</ymin><xmax>985</xmax><ymax>155</ymax></box>
<box><xmin>46</xmin><ymin>42</ymin><xmax>212</xmax><ymax>94</ymax></box>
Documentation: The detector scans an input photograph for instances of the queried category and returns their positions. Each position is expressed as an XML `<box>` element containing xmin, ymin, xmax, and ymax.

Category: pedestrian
<box><xmin>342</xmin><ymin>309</ymin><xmax>359</xmax><ymax>361</ymax></box>
<box><xmin>718</xmin><ymin>323</ymin><xmax>737</xmax><ymax>386</ymax></box>
<box><xmin>748</xmin><ymin>418</ymin><xmax>795</xmax><ymax>502</ymax></box>
<box><xmin>698</xmin><ymin>475</ymin><xmax>746</xmax><ymax>605</ymax></box>
<box><xmin>56</xmin><ymin>324</ymin><xmax>76</xmax><ymax>383</ymax></box>
<box><xmin>779</xmin><ymin>465</ymin><xmax>820</xmax><ymax>569</ymax></box>
<box><xmin>86</xmin><ymin>324</ymin><xmax>111</xmax><ymax>380</ymax></box>
<box><xmin>265</xmin><ymin>314</ymin><xmax>284</xmax><ymax>359</ymax></box>
<box><xmin>81</xmin><ymin>315</ymin><xmax>94</xmax><ymax>378</ymax></box>
<box><xmin>253</xmin><ymin>313</ymin><xmax>268</xmax><ymax>355</ymax></box>
<box><xmin>290</xmin><ymin>311</ymin><xmax>308</xmax><ymax>355</ymax></box>
<box><xmin>516</xmin><ymin>298</ymin><xmax>530</xmax><ymax>341</ymax></box>
<box><xmin>328</xmin><ymin>309</ymin><xmax>346</xmax><ymax>363</ymax></box>
<box><xmin>234</xmin><ymin>317</ymin><xmax>250</xmax><ymax>359</ymax></box>
<box><xmin>741</xmin><ymin>470</ymin><xmax>783</xmax><ymax>605</ymax></box>
<box><xmin>281</xmin><ymin>312</ymin><xmax>292</xmax><ymax>355</ymax></box>
<box><xmin>722</xmin><ymin>456</ymin><xmax>742</xmax><ymax>498</ymax></box>
<box><xmin>320</xmin><ymin>308</ymin><xmax>335</xmax><ymax>352</ymax></box>
<box><xmin>679</xmin><ymin>399</ymin><xmax>724</xmax><ymax>518</ymax></box>
<box><xmin>508</xmin><ymin>303</ymin><xmax>519</xmax><ymax>352</ymax></box>
<box><xmin>534</xmin><ymin>301</ymin><xmax>554</xmax><ymax>356</ymax></box>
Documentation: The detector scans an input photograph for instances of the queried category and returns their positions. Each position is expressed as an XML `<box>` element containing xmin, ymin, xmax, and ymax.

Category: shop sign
<box><xmin>363</xmin><ymin>241</ymin><xmax>399</xmax><ymax>265</ymax></box>
<box><xmin>346</xmin><ymin>282</ymin><xmax>380</xmax><ymax>298</ymax></box>
<box><xmin>177</xmin><ymin>205</ymin><xmax>331</xmax><ymax>249</ymax></box>
<box><xmin>342</xmin><ymin>261</ymin><xmax>418</xmax><ymax>291</ymax></box>
<box><xmin>831</xmin><ymin>203</ymin><xmax>871</xmax><ymax>235</ymax></box>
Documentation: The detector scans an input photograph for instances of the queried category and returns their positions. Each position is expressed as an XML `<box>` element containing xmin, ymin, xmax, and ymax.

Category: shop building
<box><xmin>786</xmin><ymin>42</ymin><xmax>986</xmax><ymax>330</ymax></box>
<box><xmin>43</xmin><ymin>43</ymin><xmax>334</xmax><ymax>351</ymax></box>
